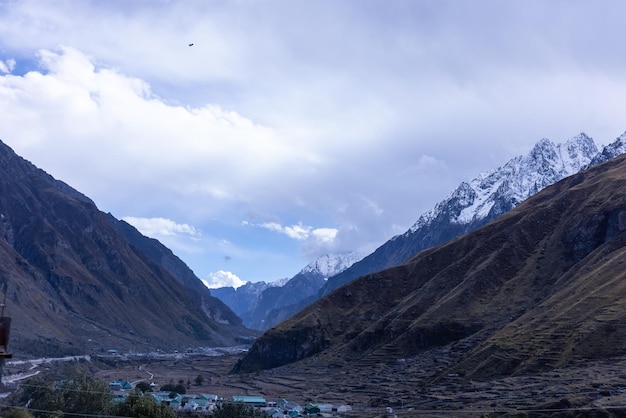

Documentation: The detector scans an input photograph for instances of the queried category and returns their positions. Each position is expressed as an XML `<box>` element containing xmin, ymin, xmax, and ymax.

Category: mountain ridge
<box><xmin>233</xmin><ymin>152</ymin><xmax>626</xmax><ymax>379</ymax></box>
<box><xmin>320</xmin><ymin>132</ymin><xmax>606</xmax><ymax>297</ymax></box>
<box><xmin>0</xmin><ymin>139</ymin><xmax>254</xmax><ymax>356</ymax></box>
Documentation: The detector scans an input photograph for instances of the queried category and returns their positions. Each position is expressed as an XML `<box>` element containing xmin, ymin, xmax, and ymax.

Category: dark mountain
<box><xmin>0</xmin><ymin>139</ymin><xmax>255</xmax><ymax>357</ymax></box>
<box><xmin>320</xmin><ymin>133</ymin><xmax>601</xmax><ymax>297</ymax></box>
<box><xmin>106</xmin><ymin>215</ymin><xmax>243</xmax><ymax>328</ymax></box>
<box><xmin>233</xmin><ymin>153</ymin><xmax>626</xmax><ymax>381</ymax></box>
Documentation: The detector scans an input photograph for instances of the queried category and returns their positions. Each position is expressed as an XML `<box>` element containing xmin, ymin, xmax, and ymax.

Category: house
<box><xmin>267</xmin><ymin>408</ymin><xmax>285</xmax><ymax>418</ymax></box>
<box><xmin>304</xmin><ymin>403</ymin><xmax>320</xmax><ymax>415</ymax></box>
<box><xmin>232</xmin><ymin>395</ymin><xmax>267</xmax><ymax>407</ymax></box>
<box><xmin>278</xmin><ymin>399</ymin><xmax>302</xmax><ymax>413</ymax></box>
<box><xmin>185</xmin><ymin>394</ymin><xmax>217</xmax><ymax>412</ymax></box>
<box><xmin>108</xmin><ymin>379</ymin><xmax>132</xmax><ymax>391</ymax></box>
<box><xmin>151</xmin><ymin>391</ymin><xmax>183</xmax><ymax>409</ymax></box>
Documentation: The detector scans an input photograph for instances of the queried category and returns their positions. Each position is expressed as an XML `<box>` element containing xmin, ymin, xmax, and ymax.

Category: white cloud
<box><xmin>0</xmin><ymin>59</ymin><xmax>15</xmax><ymax>74</ymax></box>
<box><xmin>260</xmin><ymin>222</ymin><xmax>311</xmax><ymax>241</ymax></box>
<box><xmin>123</xmin><ymin>217</ymin><xmax>201</xmax><ymax>239</ymax></box>
<box><xmin>311</xmin><ymin>228</ymin><xmax>338</xmax><ymax>243</ymax></box>
<box><xmin>250</xmin><ymin>221</ymin><xmax>339</xmax><ymax>244</ymax></box>
<box><xmin>203</xmin><ymin>270</ymin><xmax>246</xmax><ymax>289</ymax></box>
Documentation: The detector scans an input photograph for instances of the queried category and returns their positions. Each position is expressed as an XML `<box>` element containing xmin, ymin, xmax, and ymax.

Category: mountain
<box><xmin>211</xmin><ymin>280</ymin><xmax>282</xmax><ymax>322</ymax></box>
<box><xmin>213</xmin><ymin>253</ymin><xmax>362</xmax><ymax>330</ymax></box>
<box><xmin>588</xmin><ymin>131</ymin><xmax>626</xmax><ymax>166</ymax></box>
<box><xmin>0</xmin><ymin>139</ymin><xmax>255</xmax><ymax>357</ymax></box>
<box><xmin>319</xmin><ymin>132</ymin><xmax>600</xmax><ymax>297</ymax></box>
<box><xmin>233</xmin><ymin>152</ymin><xmax>626</xmax><ymax>381</ymax></box>
<box><xmin>106</xmin><ymin>215</ymin><xmax>244</xmax><ymax>328</ymax></box>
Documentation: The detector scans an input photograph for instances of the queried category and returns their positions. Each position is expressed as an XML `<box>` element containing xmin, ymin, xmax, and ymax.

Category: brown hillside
<box><xmin>234</xmin><ymin>153</ymin><xmax>626</xmax><ymax>381</ymax></box>
<box><xmin>0</xmin><ymin>140</ymin><xmax>254</xmax><ymax>356</ymax></box>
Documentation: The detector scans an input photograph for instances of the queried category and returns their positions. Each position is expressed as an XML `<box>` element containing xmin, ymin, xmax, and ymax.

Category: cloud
<box><xmin>202</xmin><ymin>270</ymin><xmax>246</xmax><ymax>289</ymax></box>
<box><xmin>247</xmin><ymin>221</ymin><xmax>338</xmax><ymax>243</ymax></box>
<box><xmin>243</xmin><ymin>220</ymin><xmax>341</xmax><ymax>261</ymax></box>
<box><xmin>2</xmin><ymin>1</ymin><xmax>626</xmax><ymax>283</ymax></box>
<box><xmin>123</xmin><ymin>217</ymin><xmax>201</xmax><ymax>239</ymax></box>
<box><xmin>0</xmin><ymin>47</ymin><xmax>314</xmax><ymax>217</ymax></box>
<box><xmin>0</xmin><ymin>59</ymin><xmax>15</xmax><ymax>74</ymax></box>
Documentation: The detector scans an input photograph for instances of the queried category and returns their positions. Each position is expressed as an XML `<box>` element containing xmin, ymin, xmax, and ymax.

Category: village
<box><xmin>0</xmin><ymin>351</ymin><xmax>382</xmax><ymax>418</ymax></box>
<box><xmin>109</xmin><ymin>379</ymin><xmax>359</xmax><ymax>418</ymax></box>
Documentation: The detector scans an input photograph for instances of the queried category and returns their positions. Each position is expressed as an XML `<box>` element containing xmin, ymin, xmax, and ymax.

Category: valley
<box><xmin>5</xmin><ymin>346</ymin><xmax>626</xmax><ymax>417</ymax></box>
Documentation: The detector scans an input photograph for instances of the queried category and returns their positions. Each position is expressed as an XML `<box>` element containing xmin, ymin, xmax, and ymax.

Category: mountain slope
<box><xmin>0</xmin><ymin>139</ymin><xmax>253</xmax><ymax>356</ymax></box>
<box><xmin>106</xmin><ymin>215</ymin><xmax>243</xmax><ymax>328</ymax></box>
<box><xmin>233</xmin><ymin>152</ymin><xmax>626</xmax><ymax>380</ymax></box>
<box><xmin>320</xmin><ymin>133</ymin><xmax>600</xmax><ymax>296</ymax></box>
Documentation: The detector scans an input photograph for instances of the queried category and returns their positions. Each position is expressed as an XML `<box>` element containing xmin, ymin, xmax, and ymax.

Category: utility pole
<box><xmin>0</xmin><ymin>282</ymin><xmax>13</xmax><ymax>390</ymax></box>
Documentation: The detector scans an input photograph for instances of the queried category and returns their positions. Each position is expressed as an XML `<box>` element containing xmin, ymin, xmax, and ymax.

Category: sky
<box><xmin>1</xmin><ymin>1</ymin><xmax>626</xmax><ymax>289</ymax></box>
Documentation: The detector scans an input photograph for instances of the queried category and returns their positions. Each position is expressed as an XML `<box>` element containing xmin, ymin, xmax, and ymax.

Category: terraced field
<box><xmin>79</xmin><ymin>346</ymin><xmax>626</xmax><ymax>417</ymax></box>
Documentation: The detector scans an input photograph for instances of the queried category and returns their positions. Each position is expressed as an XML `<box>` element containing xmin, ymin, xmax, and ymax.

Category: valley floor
<box><xmin>5</xmin><ymin>350</ymin><xmax>626</xmax><ymax>417</ymax></box>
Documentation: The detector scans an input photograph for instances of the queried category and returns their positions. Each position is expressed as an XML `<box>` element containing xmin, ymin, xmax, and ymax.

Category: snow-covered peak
<box><xmin>300</xmin><ymin>252</ymin><xmax>365</xmax><ymax>278</ymax></box>
<box><xmin>588</xmin><ymin>131</ymin><xmax>626</xmax><ymax>167</ymax></box>
<box><xmin>269</xmin><ymin>277</ymin><xmax>291</xmax><ymax>287</ymax></box>
<box><xmin>409</xmin><ymin>133</ymin><xmax>599</xmax><ymax>233</ymax></box>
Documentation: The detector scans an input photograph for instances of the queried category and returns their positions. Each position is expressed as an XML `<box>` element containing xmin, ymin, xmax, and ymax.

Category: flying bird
<box><xmin>188</xmin><ymin>43</ymin><xmax>194</xmax><ymax>47</ymax></box>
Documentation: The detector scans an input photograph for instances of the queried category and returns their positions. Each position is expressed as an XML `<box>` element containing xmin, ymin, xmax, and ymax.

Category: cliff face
<box><xmin>234</xmin><ymin>154</ymin><xmax>626</xmax><ymax>380</ymax></box>
<box><xmin>0</xmin><ymin>140</ymin><xmax>254</xmax><ymax>356</ymax></box>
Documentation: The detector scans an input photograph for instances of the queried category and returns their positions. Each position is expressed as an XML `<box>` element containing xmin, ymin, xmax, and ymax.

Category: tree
<box><xmin>20</xmin><ymin>375</ymin><xmax>112</xmax><ymax>418</ymax></box>
<box><xmin>110</xmin><ymin>388</ymin><xmax>176</xmax><ymax>418</ymax></box>
<box><xmin>2</xmin><ymin>408</ymin><xmax>34</xmax><ymax>418</ymax></box>
<box><xmin>159</xmin><ymin>383</ymin><xmax>186</xmax><ymax>394</ymax></box>
<box><xmin>60</xmin><ymin>375</ymin><xmax>112</xmax><ymax>415</ymax></box>
<box><xmin>194</xmin><ymin>375</ymin><xmax>204</xmax><ymax>386</ymax></box>
<box><xmin>20</xmin><ymin>379</ymin><xmax>62</xmax><ymax>416</ymax></box>
<box><xmin>135</xmin><ymin>381</ymin><xmax>152</xmax><ymax>393</ymax></box>
<box><xmin>212</xmin><ymin>402</ymin><xmax>269</xmax><ymax>418</ymax></box>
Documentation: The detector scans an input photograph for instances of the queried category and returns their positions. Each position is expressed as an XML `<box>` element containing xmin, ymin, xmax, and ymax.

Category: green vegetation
<box><xmin>14</xmin><ymin>375</ymin><xmax>176</xmax><ymax>418</ymax></box>
<box><xmin>193</xmin><ymin>374</ymin><xmax>204</xmax><ymax>386</ymax></box>
<box><xmin>2</xmin><ymin>408</ymin><xmax>34</xmax><ymax>418</ymax></box>
<box><xmin>212</xmin><ymin>402</ymin><xmax>270</xmax><ymax>418</ymax></box>
<box><xmin>6</xmin><ymin>366</ymin><xmax>267</xmax><ymax>418</ymax></box>
<box><xmin>19</xmin><ymin>375</ymin><xmax>112</xmax><ymax>417</ymax></box>
<box><xmin>159</xmin><ymin>383</ymin><xmax>186</xmax><ymax>394</ymax></box>
<box><xmin>110</xmin><ymin>388</ymin><xmax>176</xmax><ymax>418</ymax></box>
<box><xmin>134</xmin><ymin>381</ymin><xmax>153</xmax><ymax>393</ymax></box>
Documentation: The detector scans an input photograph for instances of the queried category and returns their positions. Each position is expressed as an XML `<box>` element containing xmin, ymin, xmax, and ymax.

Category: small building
<box><xmin>266</xmin><ymin>409</ymin><xmax>284</xmax><ymax>418</ymax></box>
<box><xmin>232</xmin><ymin>395</ymin><xmax>267</xmax><ymax>407</ymax></box>
<box><xmin>108</xmin><ymin>379</ymin><xmax>132</xmax><ymax>391</ymax></box>
<box><xmin>304</xmin><ymin>403</ymin><xmax>320</xmax><ymax>415</ymax></box>
<box><xmin>278</xmin><ymin>399</ymin><xmax>302</xmax><ymax>413</ymax></box>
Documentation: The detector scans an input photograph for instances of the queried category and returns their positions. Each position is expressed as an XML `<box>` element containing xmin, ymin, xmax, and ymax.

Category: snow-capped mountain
<box><xmin>212</xmin><ymin>252</ymin><xmax>362</xmax><ymax>330</ymax></box>
<box><xmin>320</xmin><ymin>132</ymin><xmax>604</xmax><ymax>296</ymax></box>
<box><xmin>215</xmin><ymin>131</ymin><xmax>626</xmax><ymax>330</ymax></box>
<box><xmin>411</xmin><ymin>133</ymin><xmax>599</xmax><ymax>230</ymax></box>
<box><xmin>588</xmin><ymin>131</ymin><xmax>626</xmax><ymax>167</ymax></box>
<box><xmin>300</xmin><ymin>252</ymin><xmax>364</xmax><ymax>277</ymax></box>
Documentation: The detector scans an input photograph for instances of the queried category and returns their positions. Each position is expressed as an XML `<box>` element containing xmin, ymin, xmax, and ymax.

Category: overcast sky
<box><xmin>1</xmin><ymin>1</ymin><xmax>625</xmax><ymax>288</ymax></box>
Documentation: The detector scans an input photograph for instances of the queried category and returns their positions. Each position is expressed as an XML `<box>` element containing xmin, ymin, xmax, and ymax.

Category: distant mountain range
<box><xmin>212</xmin><ymin>252</ymin><xmax>362</xmax><ymax>330</ymax></box>
<box><xmin>233</xmin><ymin>141</ymin><xmax>626</xmax><ymax>381</ymax></box>
<box><xmin>0</xmin><ymin>139</ymin><xmax>256</xmax><ymax>357</ymax></box>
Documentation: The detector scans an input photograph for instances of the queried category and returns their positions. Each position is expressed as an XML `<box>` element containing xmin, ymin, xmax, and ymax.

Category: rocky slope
<box><xmin>233</xmin><ymin>153</ymin><xmax>626</xmax><ymax>381</ymax></box>
<box><xmin>0</xmin><ymin>139</ymin><xmax>254</xmax><ymax>357</ymax></box>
